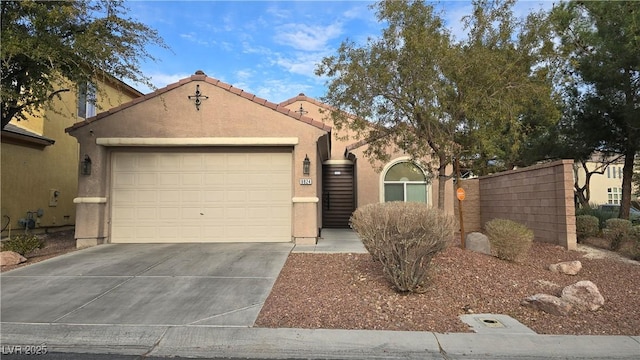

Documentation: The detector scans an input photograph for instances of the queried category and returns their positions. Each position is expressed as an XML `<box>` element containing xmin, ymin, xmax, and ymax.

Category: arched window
<box><xmin>383</xmin><ymin>162</ymin><xmax>429</xmax><ymax>203</ymax></box>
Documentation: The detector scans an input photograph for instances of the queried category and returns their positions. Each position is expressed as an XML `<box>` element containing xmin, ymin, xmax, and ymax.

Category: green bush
<box><xmin>1</xmin><ymin>233</ymin><xmax>44</xmax><ymax>256</ymax></box>
<box><xmin>604</xmin><ymin>218</ymin><xmax>632</xmax><ymax>251</ymax></box>
<box><xmin>575</xmin><ymin>206</ymin><xmax>617</xmax><ymax>229</ymax></box>
<box><xmin>576</xmin><ymin>215</ymin><xmax>599</xmax><ymax>242</ymax></box>
<box><xmin>350</xmin><ymin>202</ymin><xmax>454</xmax><ymax>293</ymax></box>
<box><xmin>485</xmin><ymin>219</ymin><xmax>534</xmax><ymax>263</ymax></box>
<box><xmin>623</xmin><ymin>226</ymin><xmax>640</xmax><ymax>260</ymax></box>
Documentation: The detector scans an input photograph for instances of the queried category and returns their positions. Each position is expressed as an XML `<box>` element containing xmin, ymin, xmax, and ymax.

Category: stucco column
<box><xmin>292</xmin><ymin>197</ymin><xmax>319</xmax><ymax>244</ymax></box>
<box><xmin>73</xmin><ymin>200</ymin><xmax>107</xmax><ymax>248</ymax></box>
<box><xmin>555</xmin><ymin>160</ymin><xmax>577</xmax><ymax>250</ymax></box>
<box><xmin>73</xmin><ymin>137</ymin><xmax>109</xmax><ymax>248</ymax></box>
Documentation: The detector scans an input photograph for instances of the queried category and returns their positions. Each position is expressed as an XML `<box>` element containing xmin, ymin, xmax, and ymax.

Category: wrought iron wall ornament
<box><xmin>188</xmin><ymin>84</ymin><xmax>209</xmax><ymax>110</ymax></box>
<box><xmin>296</xmin><ymin>104</ymin><xmax>308</xmax><ymax>116</ymax></box>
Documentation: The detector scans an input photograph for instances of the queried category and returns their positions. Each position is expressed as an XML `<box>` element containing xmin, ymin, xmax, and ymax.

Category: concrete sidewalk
<box><xmin>1</xmin><ymin>323</ymin><xmax>638</xmax><ymax>359</ymax></box>
<box><xmin>292</xmin><ymin>228</ymin><xmax>367</xmax><ymax>253</ymax></box>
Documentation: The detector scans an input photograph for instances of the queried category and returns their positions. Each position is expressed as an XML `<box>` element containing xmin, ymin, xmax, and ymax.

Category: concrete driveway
<box><xmin>1</xmin><ymin>242</ymin><xmax>293</xmax><ymax>327</ymax></box>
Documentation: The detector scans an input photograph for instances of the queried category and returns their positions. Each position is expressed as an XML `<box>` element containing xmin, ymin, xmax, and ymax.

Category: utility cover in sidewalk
<box><xmin>459</xmin><ymin>314</ymin><xmax>536</xmax><ymax>334</ymax></box>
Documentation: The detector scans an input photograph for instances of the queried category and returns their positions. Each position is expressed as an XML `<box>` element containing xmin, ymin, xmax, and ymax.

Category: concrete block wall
<box><xmin>453</xmin><ymin>178</ymin><xmax>482</xmax><ymax>233</ymax></box>
<box><xmin>479</xmin><ymin>160</ymin><xmax>577</xmax><ymax>250</ymax></box>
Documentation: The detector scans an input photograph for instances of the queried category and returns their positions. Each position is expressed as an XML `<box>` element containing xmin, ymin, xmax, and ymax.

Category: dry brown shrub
<box><xmin>350</xmin><ymin>202</ymin><xmax>454</xmax><ymax>293</ymax></box>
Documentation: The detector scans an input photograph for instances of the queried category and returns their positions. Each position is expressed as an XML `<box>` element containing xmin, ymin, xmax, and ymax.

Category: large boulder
<box><xmin>561</xmin><ymin>280</ymin><xmax>605</xmax><ymax>311</ymax></box>
<box><xmin>549</xmin><ymin>260</ymin><xmax>582</xmax><ymax>275</ymax></box>
<box><xmin>465</xmin><ymin>232</ymin><xmax>491</xmax><ymax>255</ymax></box>
<box><xmin>521</xmin><ymin>294</ymin><xmax>573</xmax><ymax>316</ymax></box>
<box><xmin>0</xmin><ymin>251</ymin><xmax>27</xmax><ymax>266</ymax></box>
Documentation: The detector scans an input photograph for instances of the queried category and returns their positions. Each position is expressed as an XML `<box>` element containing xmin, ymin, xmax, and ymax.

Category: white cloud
<box><xmin>235</xmin><ymin>69</ymin><xmax>253</xmax><ymax>81</ymax></box>
<box><xmin>221</xmin><ymin>13</ymin><xmax>235</xmax><ymax>32</ymax></box>
<box><xmin>266</xmin><ymin>5</ymin><xmax>291</xmax><ymax>20</ymax></box>
<box><xmin>132</xmin><ymin>72</ymin><xmax>191</xmax><ymax>94</ymax></box>
<box><xmin>512</xmin><ymin>0</ymin><xmax>555</xmax><ymax>18</ymax></box>
<box><xmin>275</xmin><ymin>51</ymin><xmax>325</xmax><ymax>77</ymax></box>
<box><xmin>252</xmin><ymin>79</ymin><xmax>314</xmax><ymax>103</ymax></box>
<box><xmin>440</xmin><ymin>2</ymin><xmax>474</xmax><ymax>43</ymax></box>
<box><xmin>242</xmin><ymin>42</ymin><xmax>274</xmax><ymax>56</ymax></box>
<box><xmin>151</xmin><ymin>72</ymin><xmax>192</xmax><ymax>88</ymax></box>
<box><xmin>274</xmin><ymin>23</ymin><xmax>344</xmax><ymax>52</ymax></box>
<box><xmin>342</xmin><ymin>3</ymin><xmax>376</xmax><ymax>21</ymax></box>
<box><xmin>226</xmin><ymin>71</ymin><xmax>315</xmax><ymax>103</ymax></box>
<box><xmin>179</xmin><ymin>32</ymin><xmax>211</xmax><ymax>47</ymax></box>
<box><xmin>220</xmin><ymin>41</ymin><xmax>234</xmax><ymax>52</ymax></box>
<box><xmin>441</xmin><ymin>1</ymin><xmax>555</xmax><ymax>43</ymax></box>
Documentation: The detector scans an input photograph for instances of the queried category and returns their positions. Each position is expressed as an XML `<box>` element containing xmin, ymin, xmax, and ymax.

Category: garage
<box><xmin>67</xmin><ymin>71</ymin><xmax>331</xmax><ymax>247</ymax></box>
<box><xmin>110</xmin><ymin>149</ymin><xmax>292</xmax><ymax>243</ymax></box>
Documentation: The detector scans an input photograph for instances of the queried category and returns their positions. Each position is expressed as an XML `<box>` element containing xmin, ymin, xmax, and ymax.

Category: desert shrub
<box><xmin>484</xmin><ymin>219</ymin><xmax>534</xmax><ymax>263</ymax></box>
<box><xmin>574</xmin><ymin>206</ymin><xmax>593</xmax><ymax>216</ymax></box>
<box><xmin>1</xmin><ymin>233</ymin><xmax>44</xmax><ymax>256</ymax></box>
<box><xmin>604</xmin><ymin>218</ymin><xmax>632</xmax><ymax>251</ymax></box>
<box><xmin>575</xmin><ymin>206</ymin><xmax>617</xmax><ymax>229</ymax></box>
<box><xmin>622</xmin><ymin>225</ymin><xmax>640</xmax><ymax>261</ymax></box>
<box><xmin>576</xmin><ymin>215</ymin><xmax>599</xmax><ymax>242</ymax></box>
<box><xmin>623</xmin><ymin>226</ymin><xmax>640</xmax><ymax>260</ymax></box>
<box><xmin>350</xmin><ymin>202</ymin><xmax>454</xmax><ymax>293</ymax></box>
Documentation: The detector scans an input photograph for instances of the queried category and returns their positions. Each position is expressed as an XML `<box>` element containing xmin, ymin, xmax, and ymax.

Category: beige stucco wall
<box><xmin>1</xmin><ymin>78</ymin><xmax>138</xmax><ymax>236</ymax></box>
<box><xmin>479</xmin><ymin>160</ymin><xmax>577</xmax><ymax>250</ymax></box>
<box><xmin>282</xmin><ymin>96</ymin><xmax>455</xmax><ymax>216</ymax></box>
<box><xmin>68</xmin><ymin>75</ymin><xmax>329</xmax><ymax>246</ymax></box>
<box><xmin>348</xmin><ymin>145</ymin><xmax>454</xmax><ymax>214</ymax></box>
<box><xmin>282</xmin><ymin>96</ymin><xmax>367</xmax><ymax>161</ymax></box>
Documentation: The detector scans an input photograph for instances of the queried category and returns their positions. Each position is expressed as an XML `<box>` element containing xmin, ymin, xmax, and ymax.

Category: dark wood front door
<box><xmin>322</xmin><ymin>164</ymin><xmax>355</xmax><ymax>228</ymax></box>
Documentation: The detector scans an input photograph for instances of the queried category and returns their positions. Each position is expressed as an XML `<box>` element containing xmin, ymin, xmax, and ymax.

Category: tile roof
<box><xmin>281</xmin><ymin>94</ymin><xmax>391</xmax><ymax>153</ymax></box>
<box><xmin>279</xmin><ymin>93</ymin><xmax>335</xmax><ymax>111</ymax></box>
<box><xmin>1</xmin><ymin>123</ymin><xmax>55</xmax><ymax>145</ymax></box>
<box><xmin>66</xmin><ymin>72</ymin><xmax>331</xmax><ymax>133</ymax></box>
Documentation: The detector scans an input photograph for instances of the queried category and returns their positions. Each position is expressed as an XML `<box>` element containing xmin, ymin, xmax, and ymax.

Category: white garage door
<box><xmin>110</xmin><ymin>151</ymin><xmax>292</xmax><ymax>243</ymax></box>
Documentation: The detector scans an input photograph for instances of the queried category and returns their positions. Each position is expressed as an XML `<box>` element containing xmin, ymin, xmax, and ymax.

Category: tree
<box><xmin>316</xmin><ymin>0</ymin><xmax>558</xmax><ymax>209</ymax></box>
<box><xmin>572</xmin><ymin>154</ymin><xmax>622</xmax><ymax>209</ymax></box>
<box><xmin>316</xmin><ymin>0</ymin><xmax>455</xmax><ymax>209</ymax></box>
<box><xmin>548</xmin><ymin>87</ymin><xmax>620</xmax><ymax>208</ymax></box>
<box><xmin>445</xmin><ymin>0</ymin><xmax>559</xmax><ymax>175</ymax></box>
<box><xmin>550</xmin><ymin>1</ymin><xmax>640</xmax><ymax>219</ymax></box>
<box><xmin>1</xmin><ymin>0</ymin><xmax>167</xmax><ymax>128</ymax></box>
<box><xmin>634</xmin><ymin>156</ymin><xmax>640</xmax><ymax>200</ymax></box>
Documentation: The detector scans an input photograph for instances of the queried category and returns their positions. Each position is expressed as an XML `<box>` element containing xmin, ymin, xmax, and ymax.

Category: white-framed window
<box><xmin>607</xmin><ymin>187</ymin><xmax>622</xmax><ymax>205</ymax></box>
<box><xmin>383</xmin><ymin>161</ymin><xmax>430</xmax><ymax>203</ymax></box>
<box><xmin>78</xmin><ymin>82</ymin><xmax>97</xmax><ymax>119</ymax></box>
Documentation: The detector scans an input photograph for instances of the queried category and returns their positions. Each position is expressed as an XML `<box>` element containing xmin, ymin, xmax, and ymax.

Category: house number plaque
<box><xmin>299</xmin><ymin>178</ymin><xmax>312</xmax><ymax>185</ymax></box>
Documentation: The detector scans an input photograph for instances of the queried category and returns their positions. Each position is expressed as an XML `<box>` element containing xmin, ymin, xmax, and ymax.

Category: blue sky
<box><xmin>127</xmin><ymin>0</ymin><xmax>554</xmax><ymax>103</ymax></box>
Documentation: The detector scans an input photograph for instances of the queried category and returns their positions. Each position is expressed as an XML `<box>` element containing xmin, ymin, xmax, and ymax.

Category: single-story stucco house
<box><xmin>66</xmin><ymin>71</ymin><xmax>454</xmax><ymax>248</ymax></box>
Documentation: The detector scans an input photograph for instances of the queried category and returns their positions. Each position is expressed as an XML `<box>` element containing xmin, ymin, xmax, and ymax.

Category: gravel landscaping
<box><xmin>0</xmin><ymin>230</ymin><xmax>77</xmax><ymax>272</ymax></box>
<box><xmin>255</xmin><ymin>241</ymin><xmax>640</xmax><ymax>335</ymax></box>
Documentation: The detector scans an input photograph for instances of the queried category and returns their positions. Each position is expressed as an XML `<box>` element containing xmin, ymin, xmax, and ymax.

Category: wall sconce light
<box><xmin>303</xmin><ymin>154</ymin><xmax>311</xmax><ymax>175</ymax></box>
<box><xmin>81</xmin><ymin>155</ymin><xmax>92</xmax><ymax>176</ymax></box>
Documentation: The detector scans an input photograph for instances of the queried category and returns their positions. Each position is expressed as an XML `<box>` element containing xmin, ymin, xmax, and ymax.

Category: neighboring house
<box><xmin>66</xmin><ymin>71</ymin><xmax>454</xmax><ymax>248</ymax></box>
<box><xmin>1</xmin><ymin>78</ymin><xmax>143</xmax><ymax>237</ymax></box>
<box><xmin>574</xmin><ymin>154</ymin><xmax>639</xmax><ymax>206</ymax></box>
